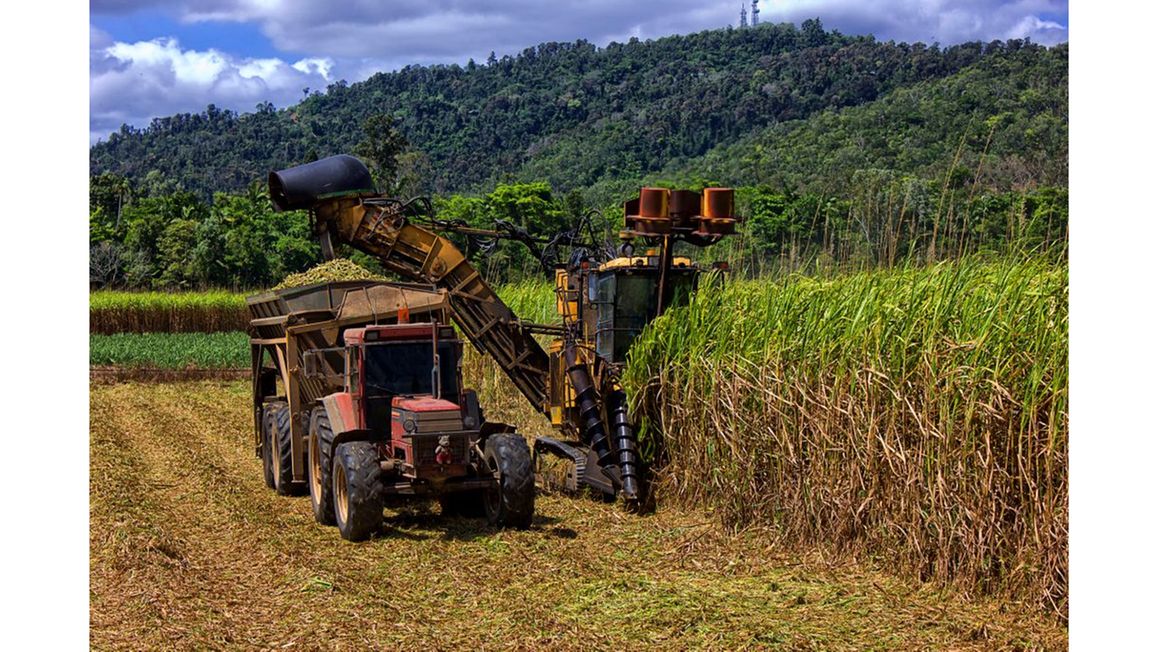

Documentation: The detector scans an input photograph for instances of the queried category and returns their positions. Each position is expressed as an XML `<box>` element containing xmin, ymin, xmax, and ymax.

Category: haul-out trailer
<box><xmin>266</xmin><ymin>154</ymin><xmax>737</xmax><ymax>508</ymax></box>
<box><xmin>247</xmin><ymin>280</ymin><xmax>534</xmax><ymax>540</ymax></box>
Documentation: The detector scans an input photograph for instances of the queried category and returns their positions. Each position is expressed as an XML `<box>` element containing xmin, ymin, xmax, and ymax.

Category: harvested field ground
<box><xmin>91</xmin><ymin>380</ymin><xmax>1066</xmax><ymax>650</ymax></box>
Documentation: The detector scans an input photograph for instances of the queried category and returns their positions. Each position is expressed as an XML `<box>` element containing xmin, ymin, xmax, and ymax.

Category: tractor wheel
<box><xmin>271</xmin><ymin>403</ymin><xmax>303</xmax><ymax>496</ymax></box>
<box><xmin>308</xmin><ymin>406</ymin><xmax>337</xmax><ymax>525</ymax></box>
<box><xmin>260</xmin><ymin>403</ymin><xmax>278</xmax><ymax>489</ymax></box>
<box><xmin>333</xmin><ymin>441</ymin><xmax>383</xmax><ymax>542</ymax></box>
<box><xmin>482</xmin><ymin>434</ymin><xmax>535</xmax><ymax>529</ymax></box>
<box><xmin>439</xmin><ymin>491</ymin><xmax>484</xmax><ymax>518</ymax></box>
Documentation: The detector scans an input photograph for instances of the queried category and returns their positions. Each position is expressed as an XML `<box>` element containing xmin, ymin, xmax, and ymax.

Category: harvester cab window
<box><xmin>595</xmin><ymin>271</ymin><xmax>654</xmax><ymax>363</ymax></box>
<box><xmin>594</xmin><ymin>270</ymin><xmax>700</xmax><ymax>362</ymax></box>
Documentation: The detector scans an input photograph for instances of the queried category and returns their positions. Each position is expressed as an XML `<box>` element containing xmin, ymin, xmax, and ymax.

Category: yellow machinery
<box><xmin>268</xmin><ymin>155</ymin><xmax>736</xmax><ymax>505</ymax></box>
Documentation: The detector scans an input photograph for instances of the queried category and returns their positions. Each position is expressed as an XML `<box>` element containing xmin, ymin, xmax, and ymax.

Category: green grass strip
<box><xmin>90</xmin><ymin>332</ymin><xmax>250</xmax><ymax>369</ymax></box>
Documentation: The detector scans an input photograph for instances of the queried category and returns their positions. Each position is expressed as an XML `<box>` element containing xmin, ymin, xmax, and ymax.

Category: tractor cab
<box><xmin>342</xmin><ymin>323</ymin><xmax>463</xmax><ymax>433</ymax></box>
<box><xmin>556</xmin><ymin>254</ymin><xmax>702</xmax><ymax>364</ymax></box>
<box><xmin>339</xmin><ymin>323</ymin><xmax>483</xmax><ymax>477</ymax></box>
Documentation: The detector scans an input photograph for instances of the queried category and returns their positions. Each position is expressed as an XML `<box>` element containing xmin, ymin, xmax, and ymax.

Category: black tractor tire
<box><xmin>333</xmin><ymin>441</ymin><xmax>383</xmax><ymax>542</ymax></box>
<box><xmin>271</xmin><ymin>403</ymin><xmax>304</xmax><ymax>496</ymax></box>
<box><xmin>308</xmin><ymin>406</ymin><xmax>337</xmax><ymax>525</ymax></box>
<box><xmin>439</xmin><ymin>490</ymin><xmax>485</xmax><ymax>518</ymax></box>
<box><xmin>482</xmin><ymin>434</ymin><xmax>535</xmax><ymax>529</ymax></box>
<box><xmin>260</xmin><ymin>403</ymin><xmax>278</xmax><ymax>490</ymax></box>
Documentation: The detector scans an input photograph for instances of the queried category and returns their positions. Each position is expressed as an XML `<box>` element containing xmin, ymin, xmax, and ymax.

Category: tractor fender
<box><xmin>320</xmin><ymin>392</ymin><xmax>359</xmax><ymax>435</ymax></box>
<box><xmin>317</xmin><ymin>392</ymin><xmax>390</xmax><ymax>447</ymax></box>
<box><xmin>318</xmin><ymin>392</ymin><xmax>389</xmax><ymax>459</ymax></box>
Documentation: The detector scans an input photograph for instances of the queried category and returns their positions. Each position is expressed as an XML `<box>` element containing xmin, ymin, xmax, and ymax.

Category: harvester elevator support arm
<box><xmin>313</xmin><ymin>196</ymin><xmax>552</xmax><ymax>416</ymax></box>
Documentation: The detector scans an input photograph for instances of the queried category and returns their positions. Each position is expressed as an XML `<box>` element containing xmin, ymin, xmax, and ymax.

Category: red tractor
<box><xmin>248</xmin><ymin>282</ymin><xmax>535</xmax><ymax>541</ymax></box>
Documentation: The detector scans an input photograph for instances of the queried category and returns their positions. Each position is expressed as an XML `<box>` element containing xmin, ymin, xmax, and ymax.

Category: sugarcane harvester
<box><xmin>268</xmin><ymin>155</ymin><xmax>737</xmax><ymax>506</ymax></box>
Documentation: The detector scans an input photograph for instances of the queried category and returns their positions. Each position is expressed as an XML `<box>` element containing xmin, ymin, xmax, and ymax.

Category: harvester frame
<box><xmin>266</xmin><ymin>154</ymin><xmax>737</xmax><ymax>507</ymax></box>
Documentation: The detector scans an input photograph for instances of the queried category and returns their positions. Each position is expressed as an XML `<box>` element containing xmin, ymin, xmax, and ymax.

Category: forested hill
<box><xmin>89</xmin><ymin>20</ymin><xmax>1064</xmax><ymax>199</ymax></box>
<box><xmin>654</xmin><ymin>42</ymin><xmax>1068</xmax><ymax>193</ymax></box>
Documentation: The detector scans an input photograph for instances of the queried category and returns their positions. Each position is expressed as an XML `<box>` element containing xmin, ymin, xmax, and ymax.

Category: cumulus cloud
<box><xmin>89</xmin><ymin>34</ymin><xmax>333</xmax><ymax>143</ymax></box>
<box><xmin>99</xmin><ymin>1</ymin><xmax>740</xmax><ymax>61</ymax></box>
<box><xmin>123</xmin><ymin>0</ymin><xmax>1067</xmax><ymax>59</ymax></box>
<box><xmin>1004</xmin><ymin>15</ymin><xmax>1067</xmax><ymax>43</ymax></box>
<box><xmin>760</xmin><ymin>0</ymin><xmax>1068</xmax><ymax>46</ymax></box>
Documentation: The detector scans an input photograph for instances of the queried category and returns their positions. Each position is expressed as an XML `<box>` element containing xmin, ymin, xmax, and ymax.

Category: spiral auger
<box><xmin>563</xmin><ymin>344</ymin><xmax>619</xmax><ymax>485</ymax></box>
<box><xmin>607</xmin><ymin>388</ymin><xmax>640</xmax><ymax>503</ymax></box>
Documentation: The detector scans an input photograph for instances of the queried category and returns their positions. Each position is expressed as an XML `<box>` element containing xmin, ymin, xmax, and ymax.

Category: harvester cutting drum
<box><xmin>263</xmin><ymin>155</ymin><xmax>737</xmax><ymax>511</ymax></box>
<box><xmin>246</xmin><ymin>280</ymin><xmax>534</xmax><ymax>540</ymax></box>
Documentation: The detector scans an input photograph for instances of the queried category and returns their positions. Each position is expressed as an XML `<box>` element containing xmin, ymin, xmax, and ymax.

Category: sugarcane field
<box><xmin>85</xmin><ymin>238</ymin><xmax>1069</xmax><ymax>649</ymax></box>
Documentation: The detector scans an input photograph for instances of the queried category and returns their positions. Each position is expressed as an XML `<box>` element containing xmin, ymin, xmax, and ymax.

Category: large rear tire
<box><xmin>333</xmin><ymin>442</ymin><xmax>383</xmax><ymax>541</ymax></box>
<box><xmin>308</xmin><ymin>406</ymin><xmax>337</xmax><ymax>525</ymax></box>
<box><xmin>271</xmin><ymin>403</ymin><xmax>303</xmax><ymax>496</ymax></box>
<box><xmin>483</xmin><ymin>434</ymin><xmax>535</xmax><ymax>529</ymax></box>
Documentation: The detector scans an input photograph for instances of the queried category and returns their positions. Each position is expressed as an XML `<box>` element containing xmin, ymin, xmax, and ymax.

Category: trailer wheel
<box><xmin>308</xmin><ymin>406</ymin><xmax>337</xmax><ymax>525</ymax></box>
<box><xmin>483</xmin><ymin>434</ymin><xmax>535</xmax><ymax>529</ymax></box>
<box><xmin>271</xmin><ymin>403</ymin><xmax>303</xmax><ymax>496</ymax></box>
<box><xmin>260</xmin><ymin>403</ymin><xmax>278</xmax><ymax>490</ymax></box>
<box><xmin>333</xmin><ymin>442</ymin><xmax>383</xmax><ymax>541</ymax></box>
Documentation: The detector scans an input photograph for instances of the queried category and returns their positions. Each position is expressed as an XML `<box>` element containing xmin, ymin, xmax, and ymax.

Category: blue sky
<box><xmin>89</xmin><ymin>1</ymin><xmax>1069</xmax><ymax>144</ymax></box>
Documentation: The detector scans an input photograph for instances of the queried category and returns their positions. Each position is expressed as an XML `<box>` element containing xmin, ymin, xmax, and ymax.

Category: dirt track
<box><xmin>90</xmin><ymin>380</ymin><xmax>1065</xmax><ymax>650</ymax></box>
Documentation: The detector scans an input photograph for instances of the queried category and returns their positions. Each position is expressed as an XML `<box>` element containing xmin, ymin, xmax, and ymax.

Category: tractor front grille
<box><xmin>410</xmin><ymin>433</ymin><xmax>469</xmax><ymax>465</ymax></box>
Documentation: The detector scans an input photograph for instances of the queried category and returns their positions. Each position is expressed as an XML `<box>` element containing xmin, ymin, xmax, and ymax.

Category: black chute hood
<box><xmin>268</xmin><ymin>155</ymin><xmax>375</xmax><ymax>212</ymax></box>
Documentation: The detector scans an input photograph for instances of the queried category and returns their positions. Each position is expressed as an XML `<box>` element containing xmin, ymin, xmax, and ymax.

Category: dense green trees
<box><xmin>354</xmin><ymin>113</ymin><xmax>410</xmax><ymax>191</ymax></box>
<box><xmin>726</xmin><ymin>182</ymin><xmax>1067</xmax><ymax>273</ymax></box>
<box><xmin>89</xmin><ymin>169</ymin><xmax>1066</xmax><ymax>290</ymax></box>
<box><xmin>88</xmin><ymin>22</ymin><xmax>1067</xmax><ymax>289</ymax></box>
<box><xmin>89</xmin><ymin>179</ymin><xmax>321</xmax><ymax>290</ymax></box>
<box><xmin>432</xmin><ymin>182</ymin><xmax>579</xmax><ymax>281</ymax></box>
<box><xmin>87</xmin><ymin>173</ymin><xmax>588</xmax><ymax>289</ymax></box>
<box><xmin>660</xmin><ymin>43</ymin><xmax>1068</xmax><ymax>197</ymax></box>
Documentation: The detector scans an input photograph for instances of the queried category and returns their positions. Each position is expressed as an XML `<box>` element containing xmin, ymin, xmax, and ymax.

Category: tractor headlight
<box><xmin>403</xmin><ymin>418</ymin><xmax>417</xmax><ymax>433</ymax></box>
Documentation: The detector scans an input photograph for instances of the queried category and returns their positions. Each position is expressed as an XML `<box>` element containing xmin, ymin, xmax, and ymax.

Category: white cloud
<box><xmin>100</xmin><ymin>1</ymin><xmax>743</xmax><ymax>62</ymax></box>
<box><xmin>149</xmin><ymin>1</ymin><xmax>1067</xmax><ymax>59</ymax></box>
<box><xmin>90</xmin><ymin>24</ymin><xmax>114</xmax><ymax>49</ymax></box>
<box><xmin>758</xmin><ymin>0</ymin><xmax>1068</xmax><ymax>46</ymax></box>
<box><xmin>105</xmin><ymin>39</ymin><xmax>229</xmax><ymax>84</ymax></box>
<box><xmin>90</xmin><ymin>34</ymin><xmax>333</xmax><ymax>144</ymax></box>
<box><xmin>1005</xmin><ymin>15</ymin><xmax>1067</xmax><ymax>43</ymax></box>
<box><xmin>237</xmin><ymin>57</ymin><xmax>283</xmax><ymax>79</ymax></box>
<box><xmin>291</xmin><ymin>57</ymin><xmax>331</xmax><ymax>78</ymax></box>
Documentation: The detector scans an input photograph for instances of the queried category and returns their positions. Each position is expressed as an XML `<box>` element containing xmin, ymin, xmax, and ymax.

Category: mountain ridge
<box><xmin>90</xmin><ymin>21</ymin><xmax>1062</xmax><ymax>199</ymax></box>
